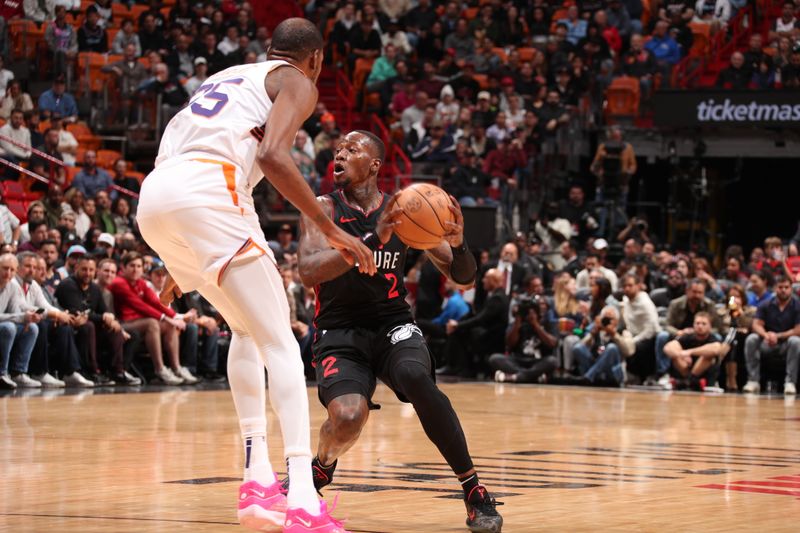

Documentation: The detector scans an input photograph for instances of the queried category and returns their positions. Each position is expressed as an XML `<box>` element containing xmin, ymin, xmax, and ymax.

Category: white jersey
<box><xmin>151</xmin><ymin>60</ymin><xmax>299</xmax><ymax>209</ymax></box>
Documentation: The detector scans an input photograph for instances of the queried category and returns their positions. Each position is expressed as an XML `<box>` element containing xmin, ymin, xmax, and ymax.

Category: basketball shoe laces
<box><xmin>317</xmin><ymin>494</ymin><xmax>346</xmax><ymax>529</ymax></box>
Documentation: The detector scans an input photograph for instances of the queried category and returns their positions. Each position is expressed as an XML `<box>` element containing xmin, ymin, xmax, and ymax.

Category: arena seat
<box><xmin>605</xmin><ymin>76</ymin><xmax>640</xmax><ymax>119</ymax></box>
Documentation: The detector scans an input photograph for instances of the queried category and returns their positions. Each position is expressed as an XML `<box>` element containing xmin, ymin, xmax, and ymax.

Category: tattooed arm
<box><xmin>297</xmin><ymin>196</ymin><xmax>354</xmax><ymax>287</ymax></box>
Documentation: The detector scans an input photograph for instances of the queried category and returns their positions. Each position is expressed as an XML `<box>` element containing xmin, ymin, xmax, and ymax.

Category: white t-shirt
<box><xmin>0</xmin><ymin>69</ymin><xmax>14</xmax><ymax>96</ymax></box>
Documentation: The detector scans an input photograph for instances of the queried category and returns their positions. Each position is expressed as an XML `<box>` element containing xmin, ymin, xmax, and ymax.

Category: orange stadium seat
<box><xmin>106</xmin><ymin>28</ymin><xmax>120</xmax><ymax>49</ymax></box>
<box><xmin>129</xmin><ymin>4</ymin><xmax>148</xmax><ymax>27</ymax></box>
<box><xmin>688</xmin><ymin>22</ymin><xmax>712</xmax><ymax>57</ymax></box>
<box><xmin>491</xmin><ymin>47</ymin><xmax>508</xmax><ymax>63</ymax></box>
<box><xmin>66</xmin><ymin>122</ymin><xmax>102</xmax><ymax>151</ymax></box>
<box><xmin>472</xmin><ymin>74</ymin><xmax>489</xmax><ymax>89</ymax></box>
<box><xmin>126</xmin><ymin>171</ymin><xmax>146</xmax><ymax>184</ymax></box>
<box><xmin>605</xmin><ymin>76</ymin><xmax>640</xmax><ymax>119</ymax></box>
<box><xmin>64</xmin><ymin>165</ymin><xmax>82</xmax><ymax>187</ymax></box>
<box><xmin>516</xmin><ymin>47</ymin><xmax>536</xmax><ymax>62</ymax></box>
<box><xmin>9</xmin><ymin>19</ymin><xmax>46</xmax><ymax>60</ymax></box>
<box><xmin>352</xmin><ymin>58</ymin><xmax>375</xmax><ymax>94</ymax></box>
<box><xmin>96</xmin><ymin>149</ymin><xmax>122</xmax><ymax>169</ymax></box>
<box><xmin>111</xmin><ymin>3</ymin><xmax>130</xmax><ymax>19</ymax></box>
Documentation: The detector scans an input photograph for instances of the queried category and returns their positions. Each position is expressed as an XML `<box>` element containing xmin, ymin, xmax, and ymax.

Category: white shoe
<box><xmin>742</xmin><ymin>381</ymin><xmax>760</xmax><ymax>394</ymax></box>
<box><xmin>63</xmin><ymin>372</ymin><xmax>95</xmax><ymax>388</ymax></box>
<box><xmin>33</xmin><ymin>373</ymin><xmax>65</xmax><ymax>388</ymax></box>
<box><xmin>156</xmin><ymin>367</ymin><xmax>183</xmax><ymax>385</ymax></box>
<box><xmin>0</xmin><ymin>373</ymin><xmax>17</xmax><ymax>389</ymax></box>
<box><xmin>12</xmin><ymin>373</ymin><xmax>42</xmax><ymax>388</ymax></box>
<box><xmin>176</xmin><ymin>366</ymin><xmax>199</xmax><ymax>385</ymax></box>
<box><xmin>784</xmin><ymin>382</ymin><xmax>796</xmax><ymax>395</ymax></box>
<box><xmin>657</xmin><ymin>373</ymin><xmax>672</xmax><ymax>390</ymax></box>
<box><xmin>494</xmin><ymin>370</ymin><xmax>506</xmax><ymax>383</ymax></box>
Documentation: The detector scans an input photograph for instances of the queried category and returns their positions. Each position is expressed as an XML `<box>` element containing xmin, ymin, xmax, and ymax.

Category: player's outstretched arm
<box><xmin>258</xmin><ymin>67</ymin><xmax>376</xmax><ymax>276</ymax></box>
<box><xmin>297</xmin><ymin>197</ymin><xmax>355</xmax><ymax>286</ymax></box>
<box><xmin>425</xmin><ymin>195</ymin><xmax>477</xmax><ymax>287</ymax></box>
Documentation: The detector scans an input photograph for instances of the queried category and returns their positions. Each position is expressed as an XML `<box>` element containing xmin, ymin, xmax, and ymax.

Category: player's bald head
<box><xmin>350</xmin><ymin>130</ymin><xmax>385</xmax><ymax>162</ymax></box>
<box><xmin>269</xmin><ymin>17</ymin><xmax>324</xmax><ymax>61</ymax></box>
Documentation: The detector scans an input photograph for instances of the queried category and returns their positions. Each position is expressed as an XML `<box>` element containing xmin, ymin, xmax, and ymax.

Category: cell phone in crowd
<box><xmin>35</xmin><ymin>308</ymin><xmax>45</xmax><ymax>314</ymax></box>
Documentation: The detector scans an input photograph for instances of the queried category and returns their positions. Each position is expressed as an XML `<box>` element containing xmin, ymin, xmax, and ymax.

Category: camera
<box><xmin>601</xmin><ymin>316</ymin><xmax>612</xmax><ymax>327</ymax></box>
<box><xmin>515</xmin><ymin>295</ymin><xmax>539</xmax><ymax>318</ymax></box>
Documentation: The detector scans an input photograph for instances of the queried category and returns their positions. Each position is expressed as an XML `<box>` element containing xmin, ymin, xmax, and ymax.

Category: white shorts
<box><xmin>137</xmin><ymin>158</ymin><xmax>276</xmax><ymax>292</ymax></box>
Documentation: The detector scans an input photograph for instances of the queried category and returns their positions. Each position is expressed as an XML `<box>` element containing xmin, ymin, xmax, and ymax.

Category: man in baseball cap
<box><xmin>95</xmin><ymin>233</ymin><xmax>115</xmax><ymax>258</ymax></box>
<box><xmin>57</xmin><ymin>244</ymin><xmax>87</xmax><ymax>279</ymax></box>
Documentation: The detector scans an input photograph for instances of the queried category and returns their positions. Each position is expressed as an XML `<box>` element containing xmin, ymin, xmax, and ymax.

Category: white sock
<box><xmin>287</xmin><ymin>455</ymin><xmax>321</xmax><ymax>515</ymax></box>
<box><xmin>242</xmin><ymin>433</ymin><xmax>274</xmax><ymax>484</ymax></box>
<box><xmin>239</xmin><ymin>412</ymin><xmax>274</xmax><ymax>484</ymax></box>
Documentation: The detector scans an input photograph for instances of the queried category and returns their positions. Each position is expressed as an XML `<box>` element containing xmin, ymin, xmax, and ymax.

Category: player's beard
<box><xmin>334</xmin><ymin>177</ymin><xmax>351</xmax><ymax>189</ymax></box>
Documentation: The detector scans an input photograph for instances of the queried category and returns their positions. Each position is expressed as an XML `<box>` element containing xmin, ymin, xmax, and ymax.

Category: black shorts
<box><xmin>312</xmin><ymin>322</ymin><xmax>434</xmax><ymax>407</ymax></box>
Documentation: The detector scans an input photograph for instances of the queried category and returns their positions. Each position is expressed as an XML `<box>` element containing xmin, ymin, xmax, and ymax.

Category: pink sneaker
<box><xmin>238</xmin><ymin>477</ymin><xmax>288</xmax><ymax>531</ymax></box>
<box><xmin>283</xmin><ymin>498</ymin><xmax>349</xmax><ymax>533</ymax></box>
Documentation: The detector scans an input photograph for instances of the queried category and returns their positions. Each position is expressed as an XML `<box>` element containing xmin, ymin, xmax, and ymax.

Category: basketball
<box><xmin>393</xmin><ymin>183</ymin><xmax>455</xmax><ymax>249</ymax></box>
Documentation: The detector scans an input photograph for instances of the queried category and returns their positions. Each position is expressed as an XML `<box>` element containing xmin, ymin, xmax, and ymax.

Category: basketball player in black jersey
<box><xmin>286</xmin><ymin>130</ymin><xmax>503</xmax><ymax>532</ymax></box>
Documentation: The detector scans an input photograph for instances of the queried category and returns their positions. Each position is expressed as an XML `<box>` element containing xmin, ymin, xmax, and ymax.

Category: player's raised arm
<box><xmin>425</xmin><ymin>195</ymin><xmax>477</xmax><ymax>287</ymax></box>
<box><xmin>258</xmin><ymin>67</ymin><xmax>376</xmax><ymax>276</ymax></box>
<box><xmin>297</xmin><ymin>197</ymin><xmax>355</xmax><ymax>286</ymax></box>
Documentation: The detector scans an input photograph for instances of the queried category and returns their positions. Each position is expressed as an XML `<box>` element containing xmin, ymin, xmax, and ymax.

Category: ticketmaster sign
<box><xmin>653</xmin><ymin>91</ymin><xmax>800</xmax><ymax>128</ymax></box>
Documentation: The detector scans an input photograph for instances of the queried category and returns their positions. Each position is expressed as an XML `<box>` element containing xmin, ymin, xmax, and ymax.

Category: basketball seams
<box><xmin>411</xmin><ymin>186</ymin><xmax>450</xmax><ymax>235</ymax></box>
<box><xmin>398</xmin><ymin>211</ymin><xmax>442</xmax><ymax>241</ymax></box>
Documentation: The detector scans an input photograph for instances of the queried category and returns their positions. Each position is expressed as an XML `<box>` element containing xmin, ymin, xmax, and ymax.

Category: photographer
<box><xmin>491</xmin><ymin>295</ymin><xmax>558</xmax><ymax>383</ymax></box>
<box><xmin>572</xmin><ymin>306</ymin><xmax>634</xmax><ymax>386</ymax></box>
<box><xmin>591</xmin><ymin>126</ymin><xmax>637</xmax><ymax>237</ymax></box>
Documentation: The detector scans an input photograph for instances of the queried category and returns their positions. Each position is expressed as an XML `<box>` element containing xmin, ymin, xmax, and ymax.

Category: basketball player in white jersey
<box><xmin>137</xmin><ymin>18</ymin><xmax>372</xmax><ymax>533</ymax></box>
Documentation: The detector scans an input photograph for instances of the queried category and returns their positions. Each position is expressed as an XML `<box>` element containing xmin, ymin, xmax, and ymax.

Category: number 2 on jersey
<box><xmin>190</xmin><ymin>78</ymin><xmax>243</xmax><ymax>118</ymax></box>
<box><xmin>385</xmin><ymin>273</ymin><xmax>399</xmax><ymax>299</ymax></box>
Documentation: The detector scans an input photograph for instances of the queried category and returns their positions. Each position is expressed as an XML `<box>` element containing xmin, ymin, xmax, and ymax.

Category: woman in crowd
<box><xmin>693</xmin><ymin>257</ymin><xmax>725</xmax><ymax>301</ymax></box>
<box><xmin>550</xmin><ymin>273</ymin><xmax>588</xmax><ymax>373</ymax></box>
<box><xmin>718</xmin><ymin>255</ymin><xmax>749</xmax><ymax>284</ymax></box>
<box><xmin>718</xmin><ymin>284</ymin><xmax>755</xmax><ymax>392</ymax></box>
<box><xmin>111</xmin><ymin>197</ymin><xmax>135</xmax><ymax>235</ymax></box>
<box><xmin>64</xmin><ymin>188</ymin><xmax>92</xmax><ymax>240</ymax></box>
<box><xmin>588</xmin><ymin>275</ymin><xmax>617</xmax><ymax>324</ymax></box>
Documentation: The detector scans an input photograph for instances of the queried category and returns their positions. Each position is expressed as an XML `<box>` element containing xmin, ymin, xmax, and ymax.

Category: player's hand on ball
<box><xmin>325</xmin><ymin>225</ymin><xmax>377</xmax><ymax>276</ymax></box>
<box><xmin>376</xmin><ymin>192</ymin><xmax>404</xmax><ymax>244</ymax></box>
<box><xmin>443</xmin><ymin>195</ymin><xmax>465</xmax><ymax>247</ymax></box>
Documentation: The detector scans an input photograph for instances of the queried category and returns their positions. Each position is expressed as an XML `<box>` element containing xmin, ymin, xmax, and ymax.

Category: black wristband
<box><xmin>362</xmin><ymin>232</ymin><xmax>382</xmax><ymax>250</ymax></box>
<box><xmin>449</xmin><ymin>240</ymin><xmax>476</xmax><ymax>285</ymax></box>
<box><xmin>450</xmin><ymin>240</ymin><xmax>468</xmax><ymax>255</ymax></box>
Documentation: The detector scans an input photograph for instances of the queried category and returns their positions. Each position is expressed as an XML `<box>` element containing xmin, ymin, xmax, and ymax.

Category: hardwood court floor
<box><xmin>1</xmin><ymin>383</ymin><xmax>799</xmax><ymax>532</ymax></box>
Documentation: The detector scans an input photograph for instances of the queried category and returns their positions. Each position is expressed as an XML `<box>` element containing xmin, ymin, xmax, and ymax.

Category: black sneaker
<box><xmin>280</xmin><ymin>456</ymin><xmax>337</xmax><ymax>495</ymax></box>
<box><xmin>465</xmin><ymin>485</ymin><xmax>503</xmax><ymax>533</ymax></box>
<box><xmin>202</xmin><ymin>371</ymin><xmax>226</xmax><ymax>383</ymax></box>
<box><xmin>93</xmin><ymin>373</ymin><xmax>116</xmax><ymax>386</ymax></box>
<box><xmin>113</xmin><ymin>372</ymin><xmax>142</xmax><ymax>386</ymax></box>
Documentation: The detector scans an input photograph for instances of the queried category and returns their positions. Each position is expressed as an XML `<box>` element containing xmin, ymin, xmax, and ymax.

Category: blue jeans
<box><xmin>655</xmin><ymin>330</ymin><xmax>672</xmax><ymax>376</ymax></box>
<box><xmin>0</xmin><ymin>321</ymin><xmax>39</xmax><ymax>375</ymax></box>
<box><xmin>574</xmin><ymin>341</ymin><xmax>624</xmax><ymax>384</ymax></box>
<box><xmin>181</xmin><ymin>323</ymin><xmax>220</xmax><ymax>374</ymax></box>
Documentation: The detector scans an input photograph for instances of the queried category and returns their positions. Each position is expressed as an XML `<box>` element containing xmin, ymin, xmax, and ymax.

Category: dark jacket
<box><xmin>55</xmin><ymin>276</ymin><xmax>108</xmax><ymax>324</ymax></box>
<box><xmin>456</xmin><ymin>288</ymin><xmax>509</xmax><ymax>354</ymax></box>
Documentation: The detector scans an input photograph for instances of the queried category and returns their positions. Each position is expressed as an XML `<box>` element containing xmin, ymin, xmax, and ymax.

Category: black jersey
<box><xmin>314</xmin><ymin>190</ymin><xmax>412</xmax><ymax>330</ymax></box>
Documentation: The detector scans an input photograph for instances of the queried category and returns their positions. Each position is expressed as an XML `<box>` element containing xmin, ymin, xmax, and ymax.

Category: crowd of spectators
<box><xmin>0</xmin><ymin>1</ymin><xmax>798</xmax><ymax>397</ymax></box>
<box><xmin>410</xmin><ymin>225</ymin><xmax>800</xmax><ymax>395</ymax></box>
